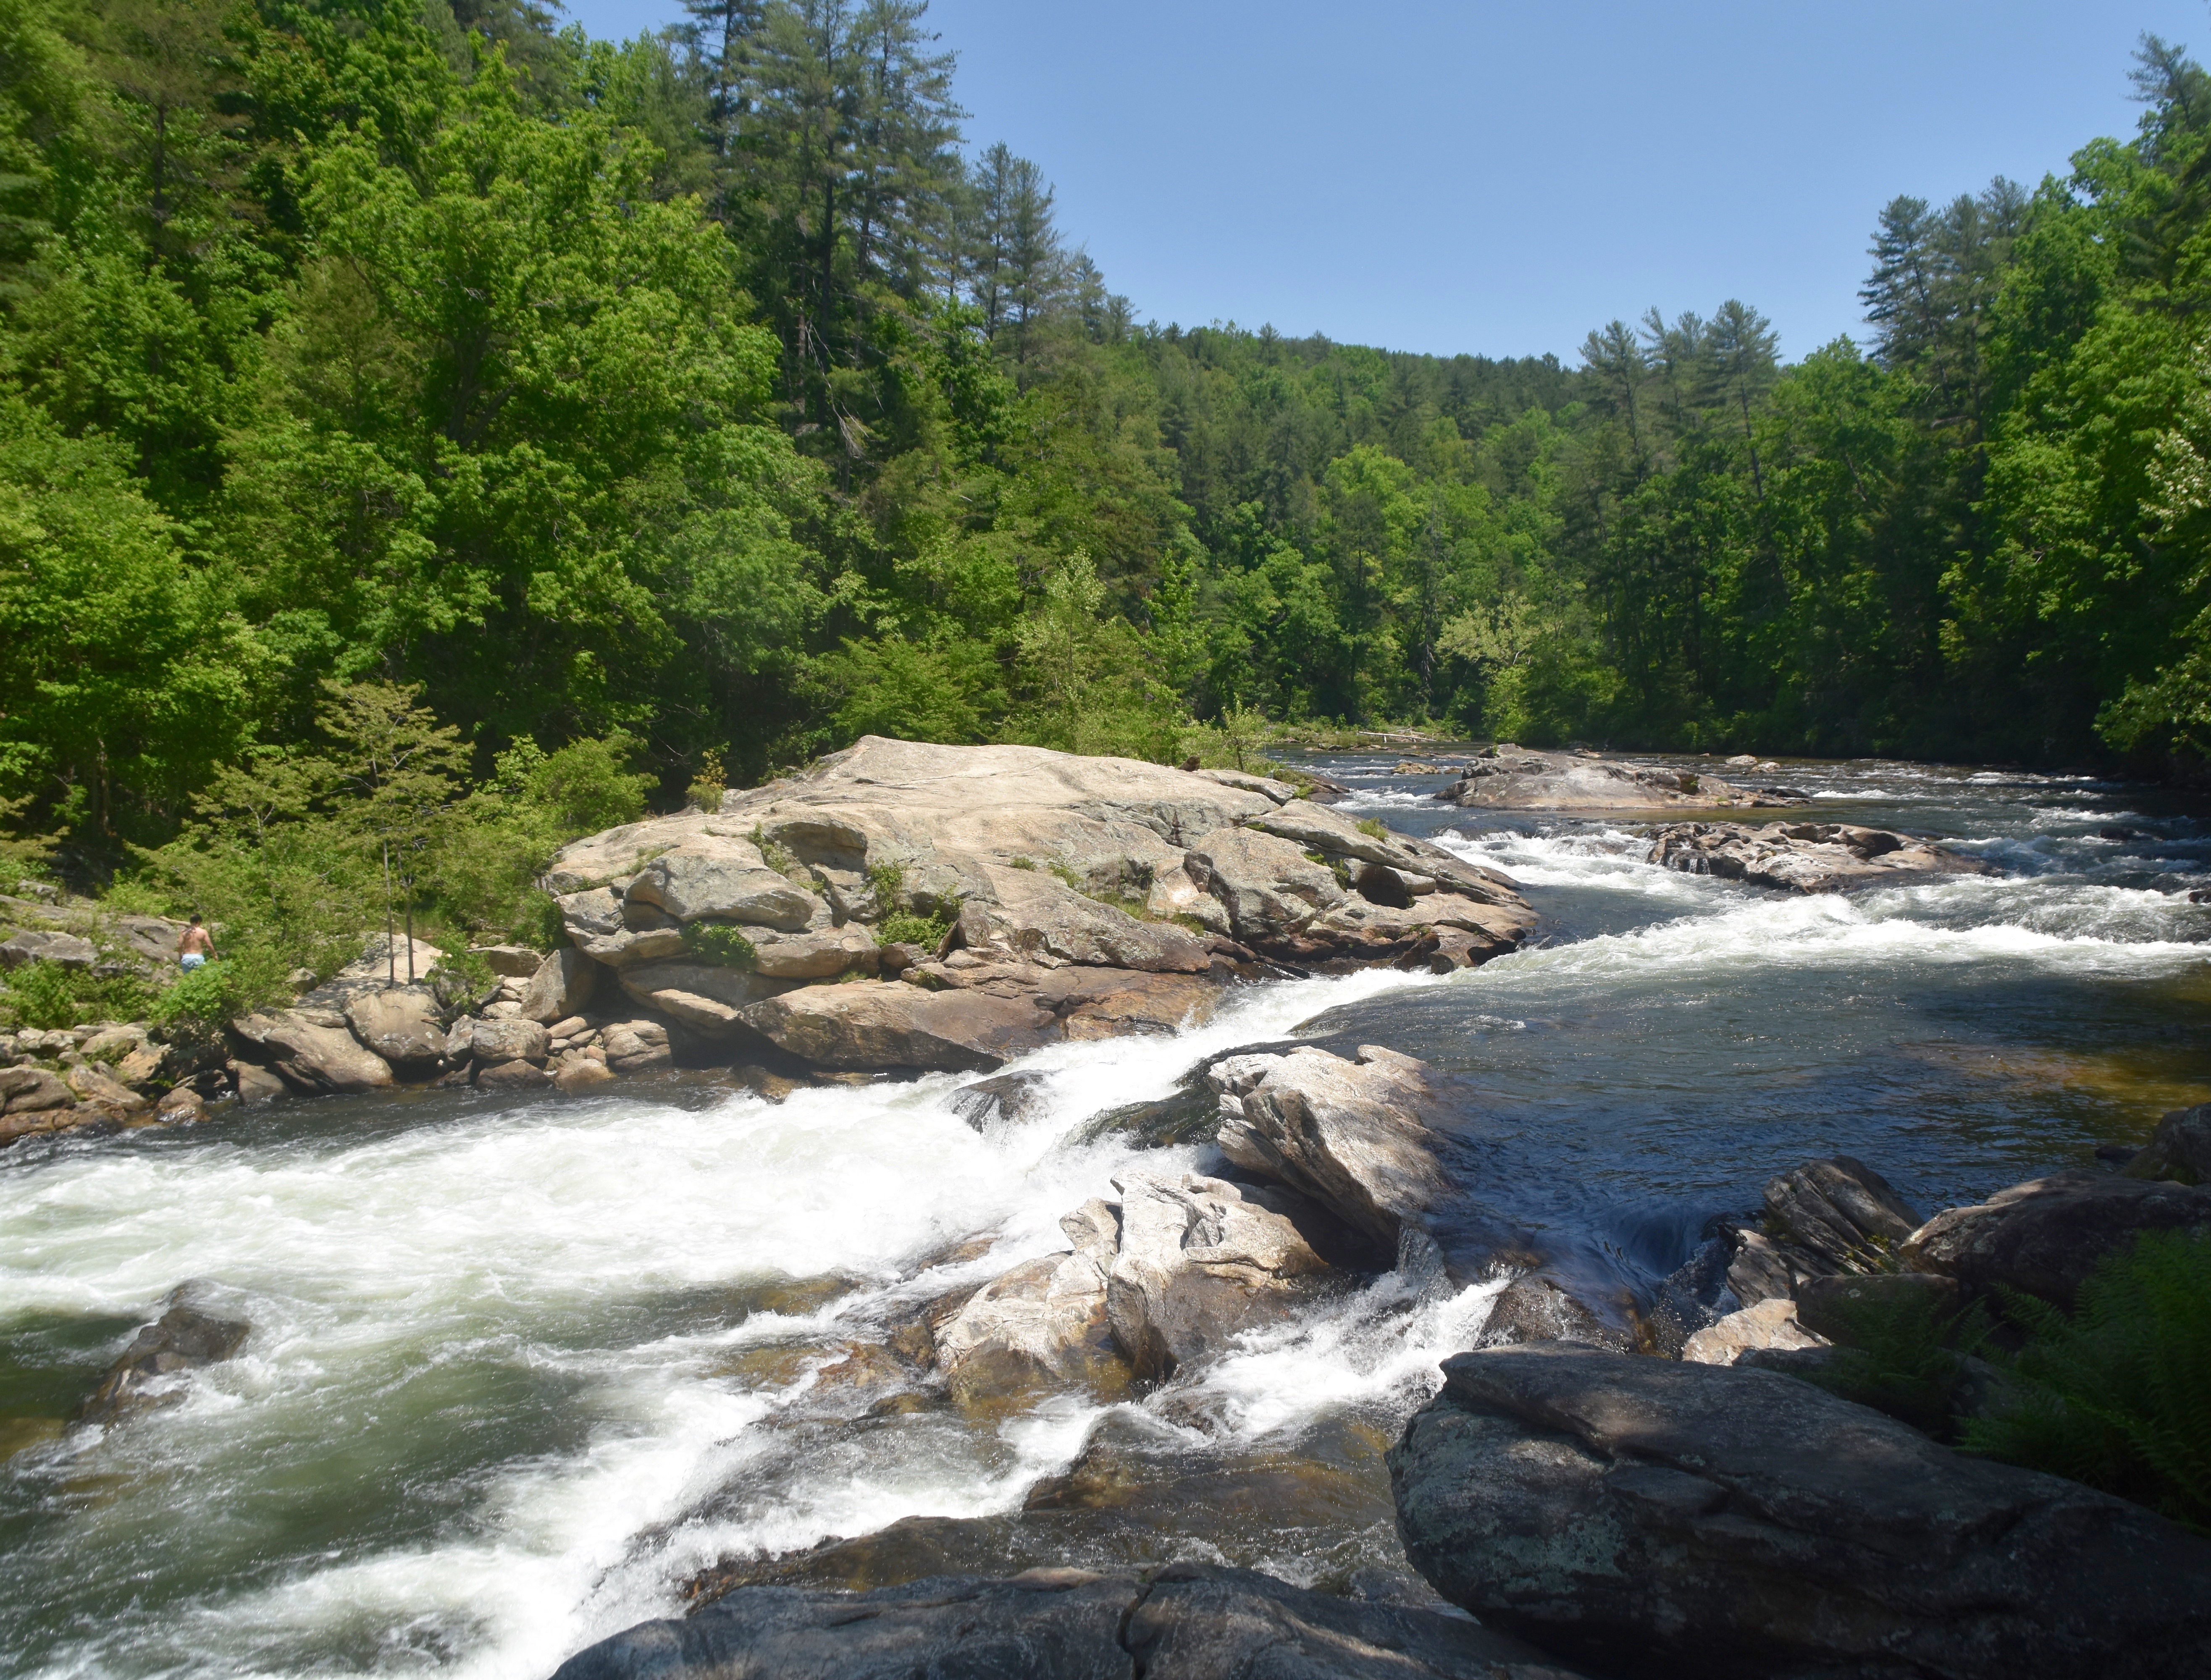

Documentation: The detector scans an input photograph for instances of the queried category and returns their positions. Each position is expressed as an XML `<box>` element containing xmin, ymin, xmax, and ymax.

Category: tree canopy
<box><xmin>5</xmin><ymin>0</ymin><xmax>2211</xmax><ymax>900</ymax></box>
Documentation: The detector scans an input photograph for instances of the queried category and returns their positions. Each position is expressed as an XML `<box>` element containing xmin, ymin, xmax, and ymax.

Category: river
<box><xmin>3</xmin><ymin>752</ymin><xmax>2205</xmax><ymax>1678</ymax></box>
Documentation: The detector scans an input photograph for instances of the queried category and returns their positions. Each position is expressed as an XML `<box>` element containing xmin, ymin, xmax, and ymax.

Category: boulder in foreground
<box><xmin>550</xmin><ymin>1561</ymin><xmax>1585</xmax><ymax>1679</ymax></box>
<box><xmin>1388</xmin><ymin>1343</ymin><xmax>2211</xmax><ymax>1680</ymax></box>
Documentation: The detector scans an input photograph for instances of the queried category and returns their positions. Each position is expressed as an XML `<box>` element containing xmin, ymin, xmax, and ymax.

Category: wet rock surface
<box><xmin>558</xmin><ymin>1562</ymin><xmax>1583</xmax><ymax>1680</ymax></box>
<box><xmin>1211</xmin><ymin>1044</ymin><xmax>1450</xmax><ymax>1265</ymax></box>
<box><xmin>71</xmin><ymin>1289</ymin><xmax>249</xmax><ymax>1427</ymax></box>
<box><xmin>1389</xmin><ymin>1343</ymin><xmax>2211</xmax><ymax>1680</ymax></box>
<box><xmin>1435</xmin><ymin>749</ymin><xmax>1800</xmax><ymax>813</ymax></box>
<box><xmin>1649</xmin><ymin>820</ymin><xmax>1993</xmax><ymax>892</ymax></box>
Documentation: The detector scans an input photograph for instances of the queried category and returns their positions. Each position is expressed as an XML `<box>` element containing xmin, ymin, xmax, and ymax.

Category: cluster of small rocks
<box><xmin>0</xmin><ymin>1018</ymin><xmax>220</xmax><ymax>1145</ymax></box>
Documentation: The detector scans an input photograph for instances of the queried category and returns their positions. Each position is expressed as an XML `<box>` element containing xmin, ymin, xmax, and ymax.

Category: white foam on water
<box><xmin>0</xmin><ymin>963</ymin><xmax>1456</xmax><ymax>1680</ymax></box>
<box><xmin>1157</xmin><ymin>1272</ymin><xmax>1509</xmax><ymax>1441</ymax></box>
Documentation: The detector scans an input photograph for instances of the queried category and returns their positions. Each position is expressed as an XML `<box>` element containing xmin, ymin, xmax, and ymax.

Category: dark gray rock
<box><xmin>1902</xmin><ymin>1170</ymin><xmax>2211</xmax><ymax>1310</ymax></box>
<box><xmin>551</xmin><ymin>1563</ymin><xmax>1586</xmax><ymax>1680</ymax></box>
<box><xmin>2123</xmin><ymin>1103</ymin><xmax>2211</xmax><ymax>1185</ymax></box>
<box><xmin>551</xmin><ymin>1569</ymin><xmax>1136</xmax><ymax>1679</ymax></box>
<box><xmin>1792</xmin><ymin>1270</ymin><xmax>1962</xmax><ymax>1343</ymax></box>
<box><xmin>1724</xmin><ymin>1156</ymin><xmax>1923</xmax><ymax>1305</ymax></box>
<box><xmin>1388</xmin><ymin>1343</ymin><xmax>2211</xmax><ymax>1680</ymax></box>
<box><xmin>72</xmin><ymin>1290</ymin><xmax>249</xmax><ymax>1426</ymax></box>
<box><xmin>1126</xmin><ymin>1562</ymin><xmax>1586</xmax><ymax>1679</ymax></box>
<box><xmin>947</xmin><ymin>1070</ymin><xmax>1053</xmax><ymax>1133</ymax></box>
<box><xmin>0</xmin><ymin>929</ymin><xmax>96</xmax><ymax>970</ymax></box>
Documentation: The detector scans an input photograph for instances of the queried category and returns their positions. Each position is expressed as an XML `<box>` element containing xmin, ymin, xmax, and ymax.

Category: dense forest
<box><xmin>3</xmin><ymin>0</ymin><xmax>2211</xmax><ymax>973</ymax></box>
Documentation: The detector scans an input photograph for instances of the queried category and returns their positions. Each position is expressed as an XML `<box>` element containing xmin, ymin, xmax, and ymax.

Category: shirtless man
<box><xmin>179</xmin><ymin>915</ymin><xmax>215</xmax><ymax>971</ymax></box>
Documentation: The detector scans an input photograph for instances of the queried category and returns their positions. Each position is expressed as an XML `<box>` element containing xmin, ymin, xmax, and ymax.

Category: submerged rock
<box><xmin>1649</xmin><ymin>820</ymin><xmax>1993</xmax><ymax>892</ymax></box>
<box><xmin>1389</xmin><ymin>1343</ymin><xmax>2211</xmax><ymax>1680</ymax></box>
<box><xmin>555</xmin><ymin>1562</ymin><xmax>1583</xmax><ymax>1680</ymax></box>
<box><xmin>73</xmin><ymin>1289</ymin><xmax>249</xmax><ymax>1426</ymax></box>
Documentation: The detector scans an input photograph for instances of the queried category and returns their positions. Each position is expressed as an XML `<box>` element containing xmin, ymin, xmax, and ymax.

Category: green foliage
<box><xmin>150</xmin><ymin>950</ymin><xmax>289</xmax><ymax>1034</ymax></box>
<box><xmin>876</xmin><ymin>911</ymin><xmax>951</xmax><ymax>951</ymax></box>
<box><xmin>1962</xmin><ymin>1231</ymin><xmax>2211</xmax><ymax>1534</ymax></box>
<box><xmin>1799</xmin><ymin>1289</ymin><xmax>1992</xmax><ymax>1439</ymax></box>
<box><xmin>2</xmin><ymin>0</ymin><xmax>2208</xmax><ymax>896</ymax></box>
<box><xmin>680</xmin><ymin>921</ymin><xmax>758</xmax><ymax>969</ymax></box>
<box><xmin>0</xmin><ymin>957</ymin><xmax>155</xmax><ymax>1031</ymax></box>
<box><xmin>688</xmin><ymin>749</ymin><xmax>728</xmax><ymax>814</ymax></box>
<box><xmin>1355</xmin><ymin>818</ymin><xmax>1389</xmax><ymax>841</ymax></box>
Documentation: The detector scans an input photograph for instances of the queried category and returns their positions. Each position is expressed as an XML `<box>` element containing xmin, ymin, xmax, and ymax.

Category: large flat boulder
<box><xmin>959</xmin><ymin>864</ymin><xmax>1213</xmax><ymax>973</ymax></box>
<box><xmin>0</xmin><ymin>928</ymin><xmax>96</xmax><ymax>969</ymax></box>
<box><xmin>551</xmin><ymin>1569</ymin><xmax>1138</xmax><ymax>1680</ymax></box>
<box><xmin>231</xmin><ymin>1010</ymin><xmax>394</xmax><ymax>1094</ymax></box>
<box><xmin>616</xmin><ymin>959</ymin><xmax>793</xmax><ymax>1035</ymax></box>
<box><xmin>1182</xmin><ymin>826</ymin><xmax>1345</xmax><ymax>945</ymax></box>
<box><xmin>528</xmin><ymin>739</ymin><xmax>1536</xmax><ymax>1074</ymax></box>
<box><xmin>1437</xmin><ymin>751</ymin><xmax>1791</xmax><ymax>812</ymax></box>
<box><xmin>344</xmin><ymin>986</ymin><xmax>447</xmax><ymax>1068</ymax></box>
<box><xmin>521</xmin><ymin>947</ymin><xmax>599</xmax><ymax>1022</ymax></box>
<box><xmin>553</xmin><ymin>1562</ymin><xmax>1578</xmax><ymax>1680</ymax></box>
<box><xmin>1389</xmin><ymin>1343</ymin><xmax>2211</xmax><ymax>1680</ymax></box>
<box><xmin>1901</xmin><ymin>1170</ymin><xmax>2211</xmax><ymax>1310</ymax></box>
<box><xmin>1649</xmin><ymin>821</ymin><xmax>1993</xmax><ymax>893</ymax></box>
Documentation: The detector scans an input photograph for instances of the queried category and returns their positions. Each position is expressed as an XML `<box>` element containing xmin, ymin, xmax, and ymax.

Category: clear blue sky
<box><xmin>554</xmin><ymin>0</ymin><xmax>2209</xmax><ymax>362</ymax></box>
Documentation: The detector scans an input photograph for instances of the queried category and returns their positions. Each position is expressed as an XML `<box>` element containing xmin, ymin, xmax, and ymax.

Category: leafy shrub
<box><xmin>150</xmin><ymin>948</ymin><xmax>291</xmax><ymax>1034</ymax></box>
<box><xmin>0</xmin><ymin>958</ymin><xmax>157</xmax><ymax>1030</ymax></box>
<box><xmin>1961</xmin><ymin>1230</ymin><xmax>2211</xmax><ymax>1534</ymax></box>
<box><xmin>424</xmin><ymin>948</ymin><xmax>498</xmax><ymax>1014</ymax></box>
<box><xmin>1355</xmin><ymin>817</ymin><xmax>1389</xmax><ymax>840</ymax></box>
<box><xmin>682</xmin><ymin>921</ymin><xmax>758</xmax><ymax>969</ymax></box>
<box><xmin>877</xmin><ymin>912</ymin><xmax>951</xmax><ymax>951</ymax></box>
<box><xmin>688</xmin><ymin>748</ymin><xmax>728</xmax><ymax>812</ymax></box>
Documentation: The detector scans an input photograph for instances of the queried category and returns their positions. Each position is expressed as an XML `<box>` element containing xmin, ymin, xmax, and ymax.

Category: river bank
<box><xmin>1</xmin><ymin>747</ymin><xmax>2206</xmax><ymax>1678</ymax></box>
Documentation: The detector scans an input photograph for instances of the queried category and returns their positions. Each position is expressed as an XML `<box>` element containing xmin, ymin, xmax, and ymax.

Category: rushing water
<box><xmin>3</xmin><ymin>753</ymin><xmax>2206</xmax><ymax>1678</ymax></box>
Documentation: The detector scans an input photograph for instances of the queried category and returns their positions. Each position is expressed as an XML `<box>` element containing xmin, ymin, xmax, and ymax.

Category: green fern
<box><xmin>1962</xmin><ymin>1230</ymin><xmax>2211</xmax><ymax>1534</ymax></box>
<box><xmin>1801</xmin><ymin>1288</ymin><xmax>1990</xmax><ymax>1438</ymax></box>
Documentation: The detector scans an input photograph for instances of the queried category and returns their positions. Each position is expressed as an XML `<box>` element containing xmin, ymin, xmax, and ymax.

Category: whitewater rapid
<box><xmin>3</xmin><ymin>752</ymin><xmax>2205</xmax><ymax>1679</ymax></box>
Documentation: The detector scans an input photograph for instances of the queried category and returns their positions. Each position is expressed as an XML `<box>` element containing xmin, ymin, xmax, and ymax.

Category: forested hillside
<box><xmin>5</xmin><ymin>0</ymin><xmax>2211</xmax><ymax>926</ymax></box>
